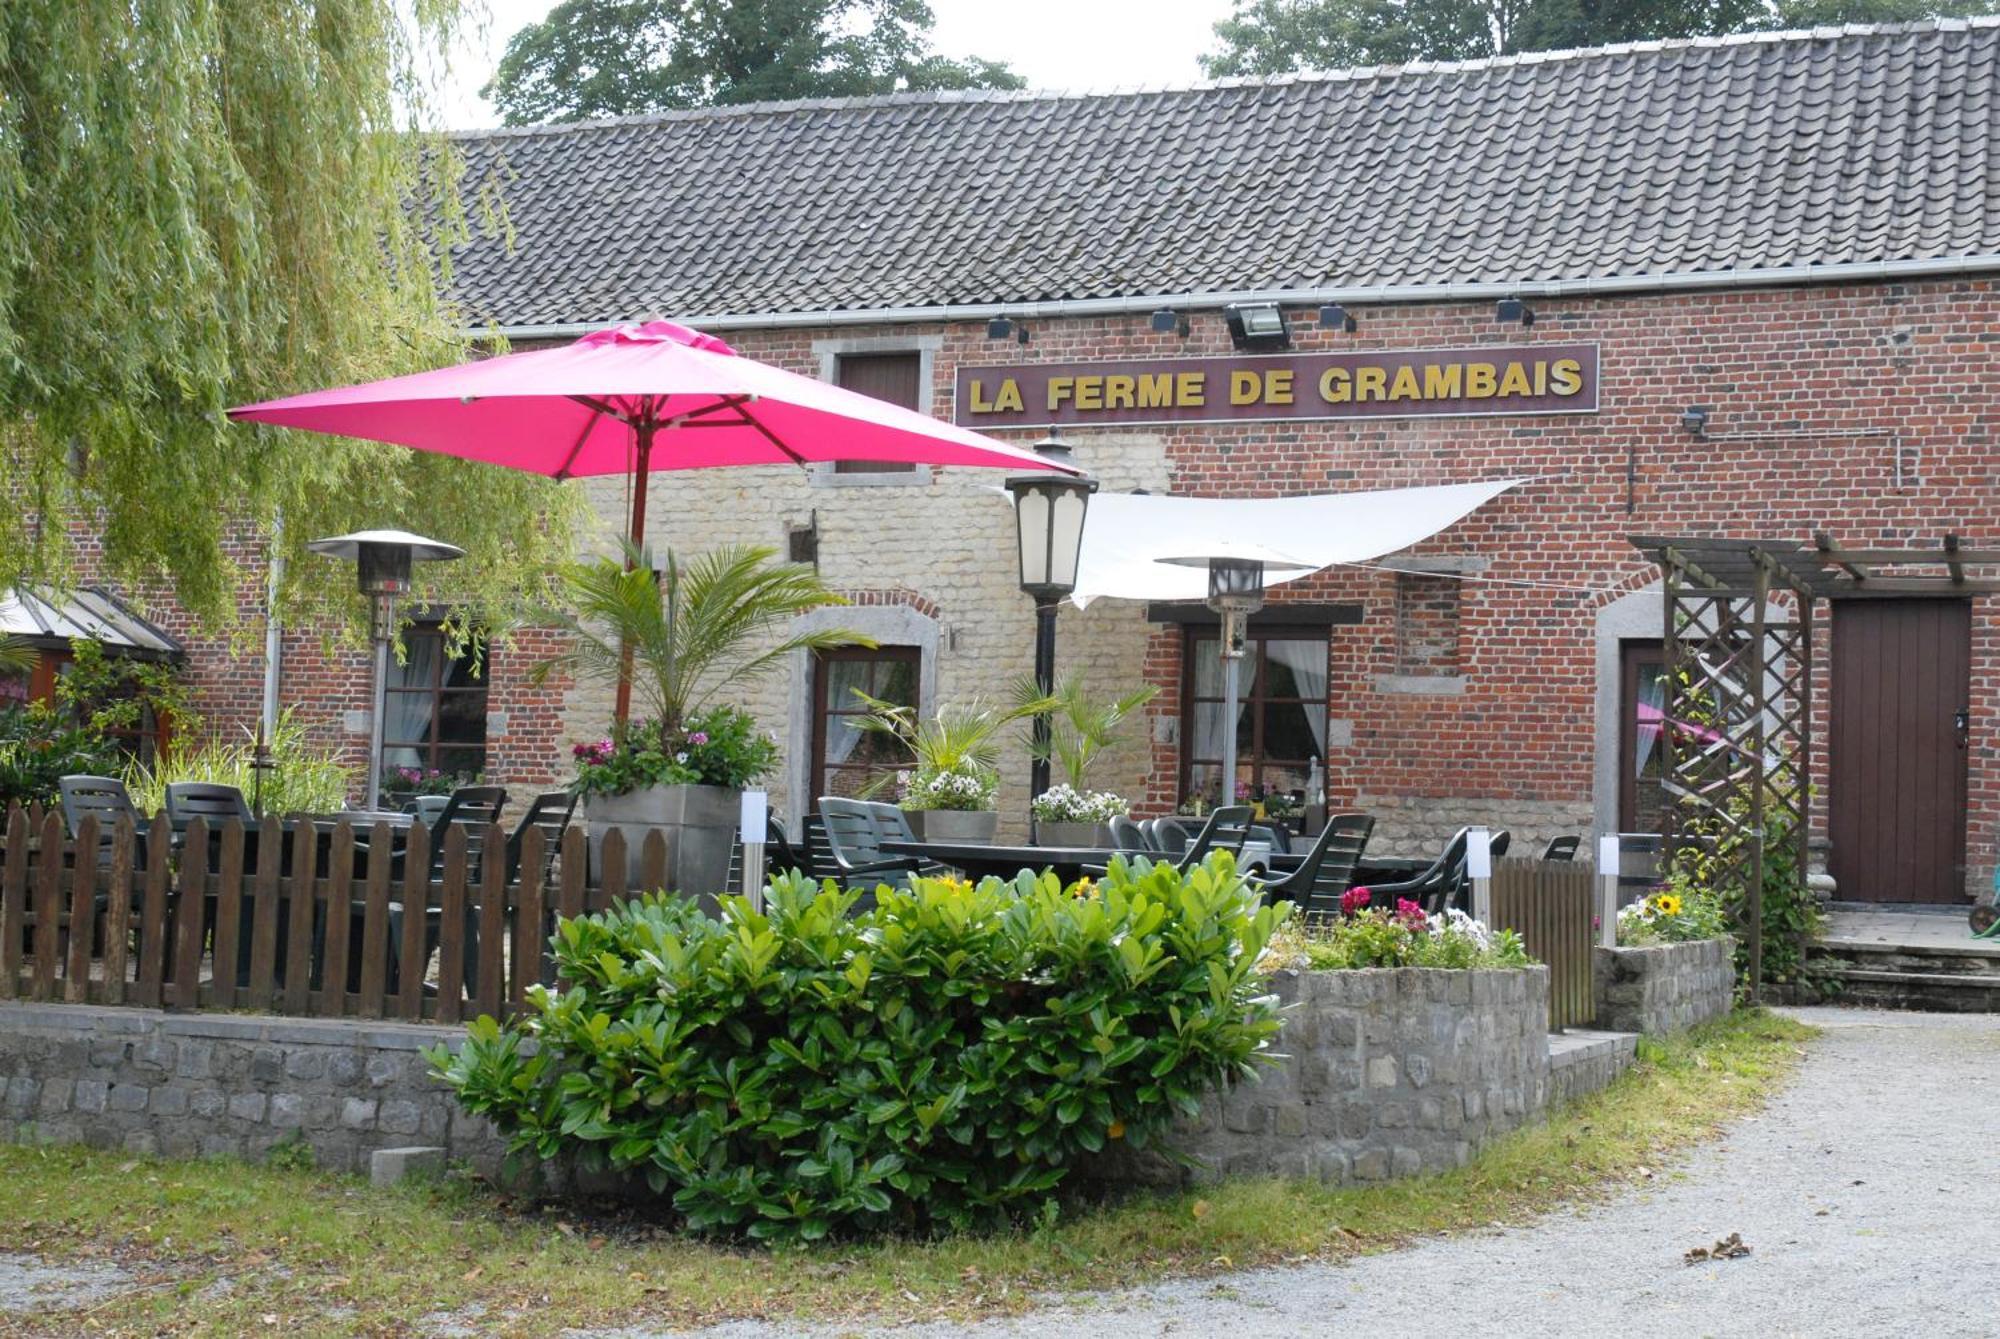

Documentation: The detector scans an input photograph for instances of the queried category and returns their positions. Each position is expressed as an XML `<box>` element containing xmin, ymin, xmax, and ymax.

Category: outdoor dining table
<box><xmin>879</xmin><ymin>840</ymin><xmax>1114</xmax><ymax>885</ymax></box>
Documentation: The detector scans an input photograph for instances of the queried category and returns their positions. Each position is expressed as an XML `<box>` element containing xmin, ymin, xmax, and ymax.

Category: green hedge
<box><xmin>432</xmin><ymin>855</ymin><xmax>1286</xmax><ymax>1241</ymax></box>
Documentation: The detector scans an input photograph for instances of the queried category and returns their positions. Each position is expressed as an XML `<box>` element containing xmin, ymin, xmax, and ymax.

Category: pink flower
<box><xmin>1395</xmin><ymin>898</ymin><xmax>1427</xmax><ymax>929</ymax></box>
<box><xmin>687</xmin><ymin>731</ymin><xmax>709</xmax><ymax>746</ymax></box>
<box><xmin>1340</xmin><ymin>886</ymin><xmax>1371</xmax><ymax>916</ymax></box>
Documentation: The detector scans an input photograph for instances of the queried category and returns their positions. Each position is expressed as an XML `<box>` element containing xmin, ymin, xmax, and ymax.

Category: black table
<box><xmin>880</xmin><ymin>840</ymin><xmax>1116</xmax><ymax>884</ymax></box>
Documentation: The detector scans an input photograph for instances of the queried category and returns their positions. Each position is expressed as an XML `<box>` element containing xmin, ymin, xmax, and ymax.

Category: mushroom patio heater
<box><xmin>306</xmin><ymin>529</ymin><xmax>464</xmax><ymax>811</ymax></box>
<box><xmin>1006</xmin><ymin>432</ymin><xmax>1097</xmax><ymax>807</ymax></box>
<box><xmin>1158</xmin><ymin>542</ymin><xmax>1312</xmax><ymax>807</ymax></box>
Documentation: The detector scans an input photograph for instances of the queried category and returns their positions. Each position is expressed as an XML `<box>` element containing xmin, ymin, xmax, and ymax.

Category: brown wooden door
<box><xmin>1830</xmin><ymin>599</ymin><xmax>1971</xmax><ymax>903</ymax></box>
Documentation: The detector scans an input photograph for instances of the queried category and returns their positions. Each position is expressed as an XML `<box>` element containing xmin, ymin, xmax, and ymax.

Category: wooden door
<box><xmin>1830</xmin><ymin>599</ymin><xmax>1971</xmax><ymax>903</ymax></box>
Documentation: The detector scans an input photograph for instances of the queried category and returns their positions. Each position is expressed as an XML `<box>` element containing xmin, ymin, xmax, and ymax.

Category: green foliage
<box><xmin>0</xmin><ymin>0</ymin><xmax>584</xmax><ymax>634</ymax></box>
<box><xmin>569</xmin><ymin>706</ymin><xmax>778</xmax><ymax>797</ymax></box>
<box><xmin>1012</xmin><ymin>672</ymin><xmax>1158</xmax><ymax>792</ymax></box>
<box><xmin>53</xmin><ymin>640</ymin><xmax>197</xmax><ymax>746</ymax></box>
<box><xmin>0</xmin><ymin>638</ymin><xmax>33</xmax><ymax>679</ymax></box>
<box><xmin>485</xmin><ymin>0</ymin><xmax>1024</xmax><ymax>125</ymax></box>
<box><xmin>0</xmin><ymin>704</ymin><xmax>111</xmax><ymax>808</ymax></box>
<box><xmin>431</xmin><ymin>853</ymin><xmax>1288</xmax><ymax>1243</ymax></box>
<box><xmin>1201</xmin><ymin>0</ymin><xmax>1997</xmax><ymax>74</ymax></box>
<box><xmin>1667</xmin><ymin>805</ymin><xmax>1826</xmax><ymax>987</ymax></box>
<box><xmin>264</xmin><ymin>1133</ymin><xmax>317</xmax><ymax>1173</ymax></box>
<box><xmin>125</xmin><ymin>708</ymin><xmax>351</xmax><ymax>817</ymax></box>
<box><xmin>1265</xmin><ymin>903</ymin><xmax>1531</xmax><ymax>970</ymax></box>
<box><xmin>536</xmin><ymin>542</ymin><xmax>867</xmax><ymax>744</ymax></box>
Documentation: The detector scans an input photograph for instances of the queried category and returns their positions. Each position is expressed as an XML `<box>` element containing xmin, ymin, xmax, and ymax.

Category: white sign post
<box><xmin>740</xmin><ymin>790</ymin><xmax>769</xmax><ymax>913</ymax></box>
<box><xmin>1467</xmin><ymin>826</ymin><xmax>1493</xmax><ymax>923</ymax></box>
<box><xmin>1596</xmin><ymin>833</ymin><xmax>1621</xmax><ymax>949</ymax></box>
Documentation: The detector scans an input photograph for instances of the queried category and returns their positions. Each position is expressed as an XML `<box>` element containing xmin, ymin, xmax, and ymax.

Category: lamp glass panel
<box><xmin>1047</xmin><ymin>488</ymin><xmax>1088</xmax><ymax>589</ymax></box>
<box><xmin>1014</xmin><ymin>489</ymin><xmax>1051</xmax><ymax>588</ymax></box>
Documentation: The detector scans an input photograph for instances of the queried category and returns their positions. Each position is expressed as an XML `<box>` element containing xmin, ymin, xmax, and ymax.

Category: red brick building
<box><xmin>46</xmin><ymin>20</ymin><xmax>1998</xmax><ymax>903</ymax></box>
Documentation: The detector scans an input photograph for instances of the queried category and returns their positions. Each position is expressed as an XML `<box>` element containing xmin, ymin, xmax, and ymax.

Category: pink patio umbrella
<box><xmin>231</xmin><ymin>319</ymin><xmax>1077</xmax><ymax>719</ymax></box>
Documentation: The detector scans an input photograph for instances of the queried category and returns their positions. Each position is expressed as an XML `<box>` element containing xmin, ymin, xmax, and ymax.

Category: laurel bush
<box><xmin>432</xmin><ymin>854</ymin><xmax>1286</xmax><ymax>1242</ymax></box>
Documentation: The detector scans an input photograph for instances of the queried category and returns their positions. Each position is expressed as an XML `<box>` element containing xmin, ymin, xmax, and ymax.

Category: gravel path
<box><xmin>623</xmin><ymin>1007</ymin><xmax>2000</xmax><ymax>1339</ymax></box>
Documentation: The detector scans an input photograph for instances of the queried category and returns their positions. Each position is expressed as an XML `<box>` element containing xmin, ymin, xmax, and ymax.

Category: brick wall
<box><xmin>49</xmin><ymin>275</ymin><xmax>2000</xmax><ymax>888</ymax></box>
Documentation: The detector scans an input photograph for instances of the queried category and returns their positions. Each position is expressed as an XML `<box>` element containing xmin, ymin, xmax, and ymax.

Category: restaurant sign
<box><xmin>952</xmin><ymin>343</ymin><xmax>1599</xmax><ymax>430</ymax></box>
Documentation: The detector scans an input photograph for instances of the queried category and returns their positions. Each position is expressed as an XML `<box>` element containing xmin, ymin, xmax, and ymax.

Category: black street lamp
<box><xmin>1006</xmin><ymin>433</ymin><xmax>1096</xmax><ymax>807</ymax></box>
<box><xmin>306</xmin><ymin>529</ymin><xmax>464</xmax><ymax>812</ymax></box>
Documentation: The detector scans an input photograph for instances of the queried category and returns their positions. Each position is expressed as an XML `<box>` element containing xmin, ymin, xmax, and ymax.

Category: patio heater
<box><xmin>1158</xmin><ymin>543</ymin><xmax>1312</xmax><ymax>807</ymax></box>
<box><xmin>1006</xmin><ymin>432</ymin><xmax>1097</xmax><ymax>807</ymax></box>
<box><xmin>306</xmin><ymin>530</ymin><xmax>464</xmax><ymax>812</ymax></box>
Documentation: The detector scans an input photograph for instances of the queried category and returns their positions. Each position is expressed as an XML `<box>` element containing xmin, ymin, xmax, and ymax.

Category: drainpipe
<box><xmin>262</xmin><ymin>518</ymin><xmax>284</xmax><ymax>739</ymax></box>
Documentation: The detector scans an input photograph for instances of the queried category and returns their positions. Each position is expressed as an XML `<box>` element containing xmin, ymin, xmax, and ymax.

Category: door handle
<box><xmin>1956</xmin><ymin>708</ymin><xmax>1970</xmax><ymax>749</ymax></box>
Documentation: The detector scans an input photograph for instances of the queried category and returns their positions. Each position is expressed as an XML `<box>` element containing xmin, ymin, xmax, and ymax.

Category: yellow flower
<box><xmin>1651</xmin><ymin>893</ymin><xmax>1684</xmax><ymax>917</ymax></box>
<box><xmin>1070</xmin><ymin>876</ymin><xmax>1098</xmax><ymax>899</ymax></box>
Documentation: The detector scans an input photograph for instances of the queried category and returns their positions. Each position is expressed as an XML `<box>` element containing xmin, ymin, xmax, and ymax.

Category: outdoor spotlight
<box><xmin>1150</xmin><ymin>307</ymin><xmax>1181</xmax><ymax>334</ymax></box>
<box><xmin>1681</xmin><ymin>406</ymin><xmax>1710</xmax><ymax>437</ymax></box>
<box><xmin>1015</xmin><ymin>322</ymin><xmax>1032</xmax><ymax>345</ymax></box>
<box><xmin>1496</xmin><ymin>298</ymin><xmax>1535</xmax><ymax>326</ymax></box>
<box><xmin>1223</xmin><ymin>302</ymin><xmax>1290</xmax><ymax>352</ymax></box>
<box><xmin>986</xmin><ymin>316</ymin><xmax>1014</xmax><ymax>340</ymax></box>
<box><xmin>1318</xmin><ymin>303</ymin><xmax>1357</xmax><ymax>333</ymax></box>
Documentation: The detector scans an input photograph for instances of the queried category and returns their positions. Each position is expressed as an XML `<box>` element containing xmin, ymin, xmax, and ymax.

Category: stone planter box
<box><xmin>1099</xmin><ymin>964</ymin><xmax>1553</xmax><ymax>1188</ymax></box>
<box><xmin>585</xmin><ymin>784</ymin><xmax>738</xmax><ymax>903</ymax></box>
<box><xmin>1035</xmin><ymin>820</ymin><xmax>1107</xmax><ymax>847</ymax></box>
<box><xmin>1594</xmin><ymin>936</ymin><xmax>1736</xmax><ymax>1035</ymax></box>
<box><xmin>905</xmin><ymin>810</ymin><xmax>998</xmax><ymax>844</ymax></box>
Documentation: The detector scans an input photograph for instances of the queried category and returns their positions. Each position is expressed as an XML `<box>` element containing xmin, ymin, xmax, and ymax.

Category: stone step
<box><xmin>1547</xmin><ymin>1028</ymin><xmax>1635</xmax><ymax>1106</ymax></box>
<box><xmin>1813</xmin><ymin>938</ymin><xmax>2000</xmax><ymax>976</ymax></box>
<box><xmin>1808</xmin><ymin>962</ymin><xmax>2000</xmax><ymax>1014</ymax></box>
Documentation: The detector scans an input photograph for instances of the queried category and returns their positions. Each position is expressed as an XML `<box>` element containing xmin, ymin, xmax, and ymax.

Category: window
<box><xmin>811</xmin><ymin>646</ymin><xmax>920</xmax><ymax>801</ymax></box>
<box><xmin>1619</xmin><ymin>641</ymin><xmax>1667</xmax><ymax>834</ymax></box>
<box><xmin>1180</xmin><ymin>629</ymin><xmax>1329</xmax><ymax>808</ymax></box>
<box><xmin>832</xmin><ymin>352</ymin><xmax>920</xmax><ymax>473</ymax></box>
<box><xmin>1394</xmin><ymin>572</ymin><xmax>1462</xmax><ymax>676</ymax></box>
<box><xmin>382</xmin><ymin>625</ymin><xmax>488</xmax><ymax>781</ymax></box>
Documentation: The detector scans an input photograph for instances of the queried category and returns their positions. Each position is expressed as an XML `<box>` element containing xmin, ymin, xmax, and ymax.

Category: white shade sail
<box><xmin>1069</xmin><ymin>478</ymin><xmax>1527</xmax><ymax>607</ymax></box>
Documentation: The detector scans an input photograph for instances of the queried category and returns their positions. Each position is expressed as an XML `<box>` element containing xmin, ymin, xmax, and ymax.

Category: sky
<box><xmin>443</xmin><ymin>0</ymin><xmax>1237</xmax><ymax>128</ymax></box>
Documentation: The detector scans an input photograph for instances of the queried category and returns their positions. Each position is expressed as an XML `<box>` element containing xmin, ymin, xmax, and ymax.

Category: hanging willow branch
<box><xmin>0</xmin><ymin>0</ymin><xmax>584</xmax><ymax>637</ymax></box>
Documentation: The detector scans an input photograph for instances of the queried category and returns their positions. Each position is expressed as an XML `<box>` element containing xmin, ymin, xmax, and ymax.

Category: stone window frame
<box><xmin>809</xmin><ymin>335</ymin><xmax>942</xmax><ymax>489</ymax></box>
<box><xmin>784</xmin><ymin>604</ymin><xmax>940</xmax><ymax>829</ymax></box>
<box><xmin>1375</xmin><ymin>556</ymin><xmax>1484</xmax><ymax>696</ymax></box>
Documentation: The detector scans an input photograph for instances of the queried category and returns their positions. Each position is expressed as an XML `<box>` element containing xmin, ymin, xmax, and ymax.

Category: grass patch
<box><xmin>2</xmin><ymin>1008</ymin><xmax>1812</xmax><ymax>1336</ymax></box>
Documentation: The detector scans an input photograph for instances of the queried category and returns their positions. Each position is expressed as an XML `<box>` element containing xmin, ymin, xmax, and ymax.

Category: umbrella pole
<box><xmin>613</xmin><ymin>422</ymin><xmax>655</xmax><ymax>727</ymax></box>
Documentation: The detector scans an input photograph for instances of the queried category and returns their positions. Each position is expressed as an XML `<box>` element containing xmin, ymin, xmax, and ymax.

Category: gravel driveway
<box><xmin>630</xmin><ymin>1007</ymin><xmax>2000</xmax><ymax>1339</ymax></box>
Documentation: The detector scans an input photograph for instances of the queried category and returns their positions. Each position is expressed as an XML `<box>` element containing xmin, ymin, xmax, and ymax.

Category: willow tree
<box><xmin>0</xmin><ymin>1</ymin><xmax>583</xmax><ymax>638</ymax></box>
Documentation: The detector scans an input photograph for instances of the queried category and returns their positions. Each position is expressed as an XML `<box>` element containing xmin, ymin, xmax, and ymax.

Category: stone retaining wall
<box><xmin>1103</xmin><ymin>965</ymin><xmax>1557</xmax><ymax>1187</ymax></box>
<box><xmin>0</xmin><ymin>1002</ymin><xmax>507</xmax><ymax>1177</ymax></box>
<box><xmin>1593</xmin><ymin>937</ymin><xmax>1736</xmax><ymax>1035</ymax></box>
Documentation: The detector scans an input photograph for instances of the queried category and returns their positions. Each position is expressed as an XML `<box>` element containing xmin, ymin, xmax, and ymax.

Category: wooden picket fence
<box><xmin>0</xmin><ymin>803</ymin><xmax>667</xmax><ymax>1023</ymax></box>
<box><xmin>1490</xmin><ymin>856</ymin><xmax>1597</xmax><ymax>1030</ymax></box>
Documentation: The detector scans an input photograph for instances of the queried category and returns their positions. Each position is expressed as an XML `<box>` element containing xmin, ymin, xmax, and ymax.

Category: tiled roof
<box><xmin>446</xmin><ymin>19</ymin><xmax>2000</xmax><ymax>328</ymax></box>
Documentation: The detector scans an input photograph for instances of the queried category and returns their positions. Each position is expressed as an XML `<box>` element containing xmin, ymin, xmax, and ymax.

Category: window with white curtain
<box><xmin>1180</xmin><ymin>628</ymin><xmax>1329</xmax><ymax>807</ymax></box>
<box><xmin>382</xmin><ymin>625</ymin><xmax>488</xmax><ymax>781</ymax></box>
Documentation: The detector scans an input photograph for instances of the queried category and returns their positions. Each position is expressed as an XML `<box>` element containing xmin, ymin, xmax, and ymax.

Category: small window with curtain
<box><xmin>811</xmin><ymin>646</ymin><xmax>920</xmax><ymax>801</ymax></box>
<box><xmin>382</xmin><ymin>624</ymin><xmax>489</xmax><ymax>783</ymax></box>
<box><xmin>832</xmin><ymin>352</ymin><xmax>921</xmax><ymax>474</ymax></box>
<box><xmin>1180</xmin><ymin>628</ymin><xmax>1329</xmax><ymax>808</ymax></box>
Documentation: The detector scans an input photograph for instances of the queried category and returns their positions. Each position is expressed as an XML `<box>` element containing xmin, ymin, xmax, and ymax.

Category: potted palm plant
<box><xmin>537</xmin><ymin>542</ymin><xmax>869</xmax><ymax>896</ymax></box>
<box><xmin>851</xmin><ymin>695</ymin><xmax>1051</xmax><ymax>844</ymax></box>
<box><xmin>1014</xmin><ymin>673</ymin><xmax>1159</xmax><ymax>845</ymax></box>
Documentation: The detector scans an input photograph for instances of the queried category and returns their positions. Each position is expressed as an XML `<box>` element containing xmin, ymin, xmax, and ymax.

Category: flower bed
<box><xmin>1099</xmin><ymin>962</ymin><xmax>1554</xmax><ymax>1188</ymax></box>
<box><xmin>1594</xmin><ymin>936</ymin><xmax>1736</xmax><ymax>1035</ymax></box>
